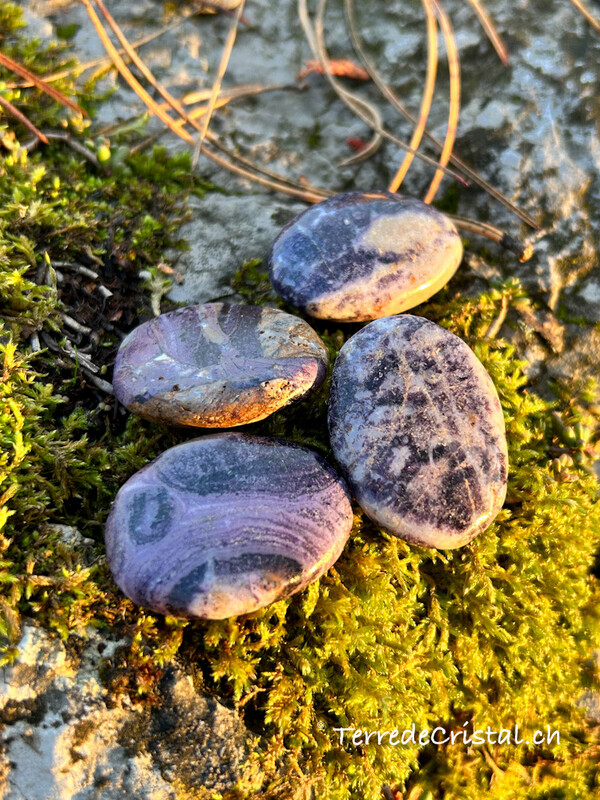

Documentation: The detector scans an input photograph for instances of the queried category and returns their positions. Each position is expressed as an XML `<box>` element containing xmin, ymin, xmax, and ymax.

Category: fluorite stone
<box><xmin>268</xmin><ymin>191</ymin><xmax>463</xmax><ymax>322</ymax></box>
<box><xmin>104</xmin><ymin>433</ymin><xmax>353</xmax><ymax>619</ymax></box>
<box><xmin>112</xmin><ymin>303</ymin><xmax>328</xmax><ymax>427</ymax></box>
<box><xmin>328</xmin><ymin>315</ymin><xmax>508</xmax><ymax>549</ymax></box>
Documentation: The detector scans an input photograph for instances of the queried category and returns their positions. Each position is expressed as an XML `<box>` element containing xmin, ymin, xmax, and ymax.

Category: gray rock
<box><xmin>168</xmin><ymin>194</ymin><xmax>306</xmax><ymax>306</ymax></box>
<box><xmin>0</xmin><ymin>624</ymin><xmax>260</xmax><ymax>799</ymax></box>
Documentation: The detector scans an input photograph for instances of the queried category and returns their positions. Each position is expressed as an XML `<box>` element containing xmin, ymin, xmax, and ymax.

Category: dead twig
<box><xmin>51</xmin><ymin>261</ymin><xmax>100</xmax><ymax>280</ymax></box>
<box><xmin>60</xmin><ymin>313</ymin><xmax>93</xmax><ymax>336</ymax></box>
<box><xmin>81</xmin><ymin>368</ymin><xmax>114</xmax><ymax>395</ymax></box>
<box><xmin>25</xmin><ymin>131</ymin><xmax>101</xmax><ymax>168</ymax></box>
<box><xmin>484</xmin><ymin>294</ymin><xmax>510</xmax><ymax>339</ymax></box>
<box><xmin>29</xmin><ymin>333</ymin><xmax>41</xmax><ymax>353</ymax></box>
<box><xmin>8</xmin><ymin>15</ymin><xmax>197</xmax><ymax>89</ymax></box>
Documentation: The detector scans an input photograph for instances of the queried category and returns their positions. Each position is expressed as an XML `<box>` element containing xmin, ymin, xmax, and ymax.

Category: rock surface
<box><xmin>328</xmin><ymin>315</ymin><xmax>508</xmax><ymax>548</ymax></box>
<box><xmin>105</xmin><ymin>433</ymin><xmax>353</xmax><ymax>618</ymax></box>
<box><xmin>0</xmin><ymin>624</ymin><xmax>259</xmax><ymax>799</ymax></box>
<box><xmin>268</xmin><ymin>192</ymin><xmax>463</xmax><ymax>322</ymax></box>
<box><xmin>113</xmin><ymin>303</ymin><xmax>328</xmax><ymax>427</ymax></box>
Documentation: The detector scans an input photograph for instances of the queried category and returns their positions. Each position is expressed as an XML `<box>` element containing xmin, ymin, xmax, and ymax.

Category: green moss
<box><xmin>0</xmin><ymin>4</ymin><xmax>598</xmax><ymax>799</ymax></box>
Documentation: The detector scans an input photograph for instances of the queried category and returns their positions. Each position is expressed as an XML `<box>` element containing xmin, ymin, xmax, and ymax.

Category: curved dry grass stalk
<box><xmin>177</xmin><ymin>84</ymin><xmax>299</xmax><ymax>126</ymax></box>
<box><xmin>76</xmin><ymin>0</ymin><xmax>536</xmax><ymax>253</ymax></box>
<box><xmin>343</xmin><ymin>0</ymin><xmax>538</xmax><ymax>229</ymax></box>
<box><xmin>204</xmin><ymin>134</ymin><xmax>332</xmax><ymax>199</ymax></box>
<box><xmin>568</xmin><ymin>0</ymin><xmax>600</xmax><ymax>34</ymax></box>
<box><xmin>388</xmin><ymin>0</ymin><xmax>438</xmax><ymax>192</ymax></box>
<box><xmin>181</xmin><ymin>82</ymin><xmax>287</xmax><ymax>105</ymax></box>
<box><xmin>94</xmin><ymin>0</ymin><xmax>200</xmax><ymax>132</ymax></box>
<box><xmin>200</xmin><ymin>140</ymin><xmax>329</xmax><ymax>202</ymax></box>
<box><xmin>298</xmin><ymin>0</ymin><xmax>382</xmax><ymax>165</ymax></box>
<box><xmin>465</xmin><ymin>0</ymin><xmax>510</xmax><ymax>65</ymax></box>
<box><xmin>192</xmin><ymin>0</ymin><xmax>246</xmax><ymax>167</ymax></box>
<box><xmin>424</xmin><ymin>0</ymin><xmax>460</xmax><ymax>204</ymax></box>
<box><xmin>299</xmin><ymin>0</ymin><xmax>467</xmax><ymax>185</ymax></box>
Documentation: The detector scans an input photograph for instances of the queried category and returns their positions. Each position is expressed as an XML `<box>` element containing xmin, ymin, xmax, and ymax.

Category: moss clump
<box><xmin>0</xmin><ymin>4</ymin><xmax>599</xmax><ymax>799</ymax></box>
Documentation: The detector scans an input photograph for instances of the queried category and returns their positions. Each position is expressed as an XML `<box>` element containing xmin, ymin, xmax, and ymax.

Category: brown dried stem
<box><xmin>79</xmin><ymin>0</ymin><xmax>195</xmax><ymax>143</ymax></box>
<box><xmin>24</xmin><ymin>131</ymin><xmax>101</xmax><ymax>168</ymax></box>
<box><xmin>9</xmin><ymin>15</ymin><xmax>197</xmax><ymax>89</ymax></box>
<box><xmin>0</xmin><ymin>94</ymin><xmax>48</xmax><ymax>143</ymax></box>
<box><xmin>86</xmin><ymin>3</ymin><xmax>326</xmax><ymax>202</ymax></box>
<box><xmin>449</xmin><ymin>214</ymin><xmax>534</xmax><ymax>261</ymax></box>
<box><xmin>94</xmin><ymin>0</ymin><xmax>200</xmax><ymax>131</ymax></box>
<box><xmin>0</xmin><ymin>52</ymin><xmax>86</xmax><ymax>116</ymax></box>
<box><xmin>204</xmin><ymin>134</ymin><xmax>331</xmax><ymax>199</ymax></box>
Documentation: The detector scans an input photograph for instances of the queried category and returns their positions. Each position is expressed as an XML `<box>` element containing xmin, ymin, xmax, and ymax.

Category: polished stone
<box><xmin>105</xmin><ymin>433</ymin><xmax>353</xmax><ymax>618</ymax></box>
<box><xmin>328</xmin><ymin>315</ymin><xmax>508</xmax><ymax>548</ymax></box>
<box><xmin>268</xmin><ymin>191</ymin><xmax>463</xmax><ymax>322</ymax></box>
<box><xmin>112</xmin><ymin>303</ymin><xmax>328</xmax><ymax>427</ymax></box>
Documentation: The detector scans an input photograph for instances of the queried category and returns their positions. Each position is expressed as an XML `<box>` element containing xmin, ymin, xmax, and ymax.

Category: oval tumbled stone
<box><xmin>104</xmin><ymin>433</ymin><xmax>353</xmax><ymax>619</ymax></box>
<box><xmin>113</xmin><ymin>303</ymin><xmax>328</xmax><ymax>427</ymax></box>
<box><xmin>268</xmin><ymin>191</ymin><xmax>462</xmax><ymax>322</ymax></box>
<box><xmin>328</xmin><ymin>315</ymin><xmax>508</xmax><ymax>549</ymax></box>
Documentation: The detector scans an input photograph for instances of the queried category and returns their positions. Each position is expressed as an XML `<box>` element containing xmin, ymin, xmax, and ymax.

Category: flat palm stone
<box><xmin>268</xmin><ymin>191</ymin><xmax>463</xmax><ymax>322</ymax></box>
<box><xmin>328</xmin><ymin>315</ymin><xmax>508</xmax><ymax>549</ymax></box>
<box><xmin>112</xmin><ymin>303</ymin><xmax>328</xmax><ymax>427</ymax></box>
<box><xmin>105</xmin><ymin>433</ymin><xmax>353</xmax><ymax>619</ymax></box>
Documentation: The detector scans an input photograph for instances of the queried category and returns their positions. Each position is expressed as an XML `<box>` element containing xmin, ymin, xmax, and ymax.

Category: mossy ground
<box><xmin>0</xmin><ymin>4</ymin><xmax>599</xmax><ymax>799</ymax></box>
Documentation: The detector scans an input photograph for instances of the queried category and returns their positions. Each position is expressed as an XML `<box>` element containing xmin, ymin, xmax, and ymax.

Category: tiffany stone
<box><xmin>105</xmin><ymin>433</ymin><xmax>353</xmax><ymax>619</ymax></box>
<box><xmin>328</xmin><ymin>315</ymin><xmax>508</xmax><ymax>548</ymax></box>
<box><xmin>112</xmin><ymin>303</ymin><xmax>328</xmax><ymax>427</ymax></box>
<box><xmin>268</xmin><ymin>191</ymin><xmax>463</xmax><ymax>322</ymax></box>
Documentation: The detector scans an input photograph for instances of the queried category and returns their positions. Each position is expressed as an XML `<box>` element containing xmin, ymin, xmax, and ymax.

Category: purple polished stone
<box><xmin>105</xmin><ymin>433</ymin><xmax>353</xmax><ymax>619</ymax></box>
<box><xmin>328</xmin><ymin>315</ymin><xmax>508</xmax><ymax>549</ymax></box>
<box><xmin>113</xmin><ymin>303</ymin><xmax>328</xmax><ymax>427</ymax></box>
<box><xmin>268</xmin><ymin>191</ymin><xmax>462</xmax><ymax>322</ymax></box>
